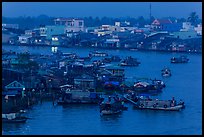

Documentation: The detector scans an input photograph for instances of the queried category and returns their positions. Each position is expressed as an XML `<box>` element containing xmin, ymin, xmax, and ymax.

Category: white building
<box><xmin>194</xmin><ymin>24</ymin><xmax>202</xmax><ymax>36</ymax></box>
<box><xmin>18</xmin><ymin>35</ymin><xmax>32</xmax><ymax>44</ymax></box>
<box><xmin>180</xmin><ymin>22</ymin><xmax>194</xmax><ymax>32</ymax></box>
<box><xmin>54</xmin><ymin>18</ymin><xmax>84</xmax><ymax>32</ymax></box>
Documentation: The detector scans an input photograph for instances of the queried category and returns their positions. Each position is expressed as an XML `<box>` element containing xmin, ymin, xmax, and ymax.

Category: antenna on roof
<box><xmin>149</xmin><ymin>3</ymin><xmax>152</xmax><ymax>25</ymax></box>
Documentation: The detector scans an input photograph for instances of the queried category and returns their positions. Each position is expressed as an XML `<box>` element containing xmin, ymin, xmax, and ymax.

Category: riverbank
<box><xmin>2</xmin><ymin>43</ymin><xmax>202</xmax><ymax>54</ymax></box>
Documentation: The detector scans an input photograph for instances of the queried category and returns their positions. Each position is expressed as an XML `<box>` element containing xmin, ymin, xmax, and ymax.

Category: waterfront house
<box><xmin>5</xmin><ymin>81</ymin><xmax>25</xmax><ymax>96</ymax></box>
<box><xmin>74</xmin><ymin>74</ymin><xmax>96</xmax><ymax>91</ymax></box>
<box><xmin>99</xmin><ymin>66</ymin><xmax>125</xmax><ymax>83</ymax></box>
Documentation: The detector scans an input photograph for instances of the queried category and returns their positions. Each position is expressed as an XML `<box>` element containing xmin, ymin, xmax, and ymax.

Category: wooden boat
<box><xmin>2</xmin><ymin>113</ymin><xmax>28</xmax><ymax>123</ymax></box>
<box><xmin>124</xmin><ymin>95</ymin><xmax>185</xmax><ymax>111</ymax></box>
<box><xmin>100</xmin><ymin>95</ymin><xmax>127</xmax><ymax>115</ymax></box>
<box><xmin>100</xmin><ymin>109</ymin><xmax>122</xmax><ymax>115</ymax></box>
<box><xmin>131</xmin><ymin>79</ymin><xmax>165</xmax><ymax>94</ymax></box>
<box><xmin>161</xmin><ymin>68</ymin><xmax>171</xmax><ymax>77</ymax></box>
<box><xmin>171</xmin><ymin>55</ymin><xmax>189</xmax><ymax>63</ymax></box>
<box><xmin>119</xmin><ymin>56</ymin><xmax>140</xmax><ymax>67</ymax></box>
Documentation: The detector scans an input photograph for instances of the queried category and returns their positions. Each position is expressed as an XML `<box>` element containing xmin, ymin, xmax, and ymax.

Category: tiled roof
<box><xmin>152</xmin><ymin>19</ymin><xmax>172</xmax><ymax>25</ymax></box>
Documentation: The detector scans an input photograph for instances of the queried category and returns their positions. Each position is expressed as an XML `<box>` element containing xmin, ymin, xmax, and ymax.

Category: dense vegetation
<box><xmin>3</xmin><ymin>12</ymin><xmax>201</xmax><ymax>29</ymax></box>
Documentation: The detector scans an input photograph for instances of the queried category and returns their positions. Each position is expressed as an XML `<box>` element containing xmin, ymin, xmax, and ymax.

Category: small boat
<box><xmin>131</xmin><ymin>79</ymin><xmax>165</xmax><ymax>94</ymax></box>
<box><xmin>2</xmin><ymin>117</ymin><xmax>27</xmax><ymax>123</ymax></box>
<box><xmin>119</xmin><ymin>56</ymin><xmax>140</xmax><ymax>67</ymax></box>
<box><xmin>124</xmin><ymin>95</ymin><xmax>185</xmax><ymax>111</ymax></box>
<box><xmin>100</xmin><ymin>95</ymin><xmax>127</xmax><ymax>115</ymax></box>
<box><xmin>161</xmin><ymin>67</ymin><xmax>171</xmax><ymax>77</ymax></box>
<box><xmin>171</xmin><ymin>55</ymin><xmax>189</xmax><ymax>63</ymax></box>
<box><xmin>2</xmin><ymin>113</ymin><xmax>28</xmax><ymax>123</ymax></box>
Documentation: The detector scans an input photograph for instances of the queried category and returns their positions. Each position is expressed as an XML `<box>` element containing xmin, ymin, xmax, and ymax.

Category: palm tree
<box><xmin>188</xmin><ymin>12</ymin><xmax>199</xmax><ymax>26</ymax></box>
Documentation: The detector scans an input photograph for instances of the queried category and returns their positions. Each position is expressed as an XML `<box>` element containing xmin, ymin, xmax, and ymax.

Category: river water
<box><xmin>2</xmin><ymin>45</ymin><xmax>202</xmax><ymax>135</ymax></box>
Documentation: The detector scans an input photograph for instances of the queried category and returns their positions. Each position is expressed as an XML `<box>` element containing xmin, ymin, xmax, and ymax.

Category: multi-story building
<box><xmin>25</xmin><ymin>29</ymin><xmax>40</xmax><ymax>37</ymax></box>
<box><xmin>40</xmin><ymin>25</ymin><xmax>65</xmax><ymax>39</ymax></box>
<box><xmin>54</xmin><ymin>18</ymin><xmax>84</xmax><ymax>32</ymax></box>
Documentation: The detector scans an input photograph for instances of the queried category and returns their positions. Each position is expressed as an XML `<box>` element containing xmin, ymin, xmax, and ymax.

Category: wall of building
<box><xmin>46</xmin><ymin>25</ymin><xmax>65</xmax><ymax>39</ymax></box>
<box><xmin>171</xmin><ymin>31</ymin><xmax>199</xmax><ymax>39</ymax></box>
<box><xmin>162</xmin><ymin>23</ymin><xmax>182</xmax><ymax>32</ymax></box>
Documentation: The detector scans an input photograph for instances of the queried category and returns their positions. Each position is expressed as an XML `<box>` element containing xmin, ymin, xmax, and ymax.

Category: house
<box><xmin>51</xmin><ymin>34</ymin><xmax>68</xmax><ymax>46</ymax></box>
<box><xmin>115</xmin><ymin>21</ymin><xmax>131</xmax><ymax>27</ymax></box>
<box><xmin>54</xmin><ymin>18</ymin><xmax>84</xmax><ymax>32</ymax></box>
<box><xmin>98</xmin><ymin>66</ymin><xmax>125</xmax><ymax>83</ymax></box>
<box><xmin>25</xmin><ymin>29</ymin><xmax>40</xmax><ymax>37</ymax></box>
<box><xmin>96</xmin><ymin>69</ymin><xmax>113</xmax><ymax>81</ymax></box>
<box><xmin>74</xmin><ymin>74</ymin><xmax>96</xmax><ymax>91</ymax></box>
<box><xmin>194</xmin><ymin>24</ymin><xmax>202</xmax><ymax>36</ymax></box>
<box><xmin>180</xmin><ymin>22</ymin><xmax>194</xmax><ymax>31</ymax></box>
<box><xmin>151</xmin><ymin>19</ymin><xmax>172</xmax><ymax>31</ymax></box>
<box><xmin>18</xmin><ymin>35</ymin><xmax>32</xmax><ymax>44</ymax></box>
<box><xmin>5</xmin><ymin>81</ymin><xmax>25</xmax><ymax>96</ymax></box>
<box><xmin>104</xmin><ymin>38</ymin><xmax>120</xmax><ymax>48</ymax></box>
<box><xmin>40</xmin><ymin>25</ymin><xmax>65</xmax><ymax>39</ymax></box>
<box><xmin>30</xmin><ymin>36</ymin><xmax>47</xmax><ymax>45</ymax></box>
<box><xmin>106</xmin><ymin>66</ymin><xmax>125</xmax><ymax>78</ymax></box>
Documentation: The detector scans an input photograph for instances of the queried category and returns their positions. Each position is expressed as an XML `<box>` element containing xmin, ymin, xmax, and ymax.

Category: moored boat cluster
<box><xmin>2</xmin><ymin>49</ymin><xmax>189</xmax><ymax>122</ymax></box>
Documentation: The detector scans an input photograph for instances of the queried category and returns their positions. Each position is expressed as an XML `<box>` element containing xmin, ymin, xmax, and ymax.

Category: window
<box><xmin>79</xmin><ymin>22</ymin><xmax>83</xmax><ymax>26</ymax></box>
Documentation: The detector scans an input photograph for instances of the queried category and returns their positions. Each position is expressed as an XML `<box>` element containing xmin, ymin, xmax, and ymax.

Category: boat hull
<box><xmin>57</xmin><ymin>100</ymin><xmax>99</xmax><ymax>105</ymax></box>
<box><xmin>133</xmin><ymin>105</ymin><xmax>183</xmax><ymax>111</ymax></box>
<box><xmin>2</xmin><ymin>118</ymin><xmax>27</xmax><ymax>123</ymax></box>
<box><xmin>101</xmin><ymin>110</ymin><xmax>122</xmax><ymax>115</ymax></box>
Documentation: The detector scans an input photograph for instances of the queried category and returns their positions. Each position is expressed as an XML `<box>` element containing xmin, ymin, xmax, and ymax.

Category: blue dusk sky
<box><xmin>2</xmin><ymin>2</ymin><xmax>202</xmax><ymax>19</ymax></box>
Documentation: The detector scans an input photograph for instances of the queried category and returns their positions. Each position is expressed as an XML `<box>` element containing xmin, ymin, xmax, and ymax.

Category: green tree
<box><xmin>137</xmin><ymin>16</ymin><xmax>146</xmax><ymax>28</ymax></box>
<box><xmin>188</xmin><ymin>12</ymin><xmax>199</xmax><ymax>26</ymax></box>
